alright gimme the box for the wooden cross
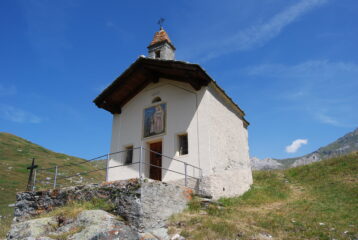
[26,158,38,191]
[157,18,165,29]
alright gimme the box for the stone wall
[14,179,192,233]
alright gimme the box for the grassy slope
[169,152,358,240]
[0,132,105,238]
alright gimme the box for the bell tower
[147,27,176,60]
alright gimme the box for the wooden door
[149,142,162,181]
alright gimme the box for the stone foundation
[14,179,192,232]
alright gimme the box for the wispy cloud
[286,139,308,153]
[0,84,17,96]
[187,0,327,61]
[19,1,73,68]
[246,60,358,127]
[0,104,42,124]
[247,60,358,77]
[315,112,340,126]
[105,20,132,39]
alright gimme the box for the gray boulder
[7,210,138,240]
[7,217,57,239]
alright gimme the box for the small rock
[319,222,325,226]
[256,233,273,239]
[171,233,186,240]
[141,232,160,240]
[150,228,170,240]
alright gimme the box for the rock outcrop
[7,210,138,240]
[250,157,283,170]
[8,179,192,240]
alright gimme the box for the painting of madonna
[143,103,166,138]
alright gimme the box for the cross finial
[157,18,165,30]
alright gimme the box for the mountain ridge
[251,127,358,170]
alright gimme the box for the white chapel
[94,27,252,199]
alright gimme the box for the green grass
[169,152,358,240]
[0,132,106,238]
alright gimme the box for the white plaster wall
[108,79,202,182]
[107,78,252,199]
[200,168,252,199]
[196,83,252,199]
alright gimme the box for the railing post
[53,166,58,189]
[139,146,143,179]
[184,163,188,187]
[106,153,110,182]
[32,169,37,192]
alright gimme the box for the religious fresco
[143,103,166,138]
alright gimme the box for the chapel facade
[94,28,252,199]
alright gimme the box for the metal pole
[32,169,37,192]
[184,163,188,187]
[106,153,110,182]
[53,166,58,189]
[139,146,143,179]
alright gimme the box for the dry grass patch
[38,198,115,219]
[47,226,85,240]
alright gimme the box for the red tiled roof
[149,29,172,46]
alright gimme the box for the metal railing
[31,146,202,192]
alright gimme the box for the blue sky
[0,0,357,160]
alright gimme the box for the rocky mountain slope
[250,157,283,170]
[251,127,358,170]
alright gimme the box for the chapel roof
[93,56,249,127]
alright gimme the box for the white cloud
[193,0,327,61]
[286,139,308,153]
[0,104,42,124]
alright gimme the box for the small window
[178,134,188,155]
[152,96,161,103]
[124,146,133,164]
[155,50,161,59]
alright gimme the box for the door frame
[146,138,163,180]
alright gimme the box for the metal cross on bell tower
[157,18,165,30]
